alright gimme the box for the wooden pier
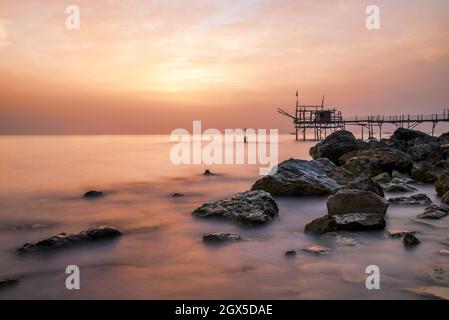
[278,95,449,141]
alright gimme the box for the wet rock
[336,176,384,198]
[203,233,241,243]
[418,204,449,219]
[383,179,417,193]
[441,239,449,246]
[407,141,441,162]
[0,279,19,289]
[334,213,386,231]
[309,130,369,165]
[435,174,449,196]
[342,156,382,177]
[441,191,449,204]
[203,169,214,176]
[391,128,432,142]
[284,250,297,257]
[339,148,414,174]
[304,215,337,235]
[251,158,354,196]
[320,232,357,246]
[411,161,445,183]
[17,226,122,253]
[302,245,331,255]
[172,193,185,197]
[327,189,388,215]
[387,229,415,238]
[192,190,279,225]
[437,249,449,256]
[388,193,432,206]
[403,233,421,247]
[391,170,414,183]
[83,190,104,198]
[405,286,449,300]
[372,172,392,184]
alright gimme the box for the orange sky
[0,0,448,134]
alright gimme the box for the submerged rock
[320,232,357,246]
[203,169,215,176]
[302,245,331,255]
[17,226,122,253]
[336,176,384,198]
[304,215,337,235]
[343,156,382,177]
[387,229,415,238]
[405,286,449,300]
[327,189,388,215]
[305,213,386,234]
[172,193,185,197]
[388,193,432,206]
[441,239,449,246]
[418,204,449,220]
[83,190,104,198]
[309,130,369,165]
[284,250,297,257]
[203,233,241,243]
[192,190,279,225]
[251,158,353,196]
[0,279,19,289]
[403,233,421,247]
[435,174,449,196]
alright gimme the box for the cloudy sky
[0,0,448,133]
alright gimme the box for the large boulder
[326,189,388,215]
[407,141,440,162]
[336,176,384,198]
[305,213,386,235]
[17,226,122,253]
[309,130,369,165]
[391,128,432,142]
[251,158,354,196]
[339,148,414,174]
[192,190,279,225]
[435,174,449,196]
[343,156,382,177]
[411,161,446,183]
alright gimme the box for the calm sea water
[0,135,448,299]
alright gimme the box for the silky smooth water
[0,135,448,299]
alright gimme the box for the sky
[0,0,448,134]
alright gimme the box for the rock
[0,279,19,289]
[437,249,449,256]
[403,233,421,247]
[309,130,369,165]
[372,172,392,184]
[302,245,331,255]
[336,177,384,198]
[203,169,215,176]
[83,190,104,198]
[305,213,386,234]
[408,142,440,162]
[339,148,414,174]
[391,170,414,182]
[284,250,297,257]
[411,161,445,183]
[192,190,279,225]
[326,189,388,215]
[435,174,449,196]
[387,229,415,238]
[427,264,449,285]
[441,239,449,246]
[391,128,431,142]
[203,233,241,243]
[334,213,386,231]
[441,191,449,204]
[172,193,185,197]
[320,232,357,246]
[343,156,382,177]
[418,204,449,219]
[304,215,337,235]
[388,193,432,206]
[17,226,122,253]
[251,158,354,196]
[383,179,417,193]
[405,286,449,300]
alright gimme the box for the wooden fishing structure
[277,93,449,141]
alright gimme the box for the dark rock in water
[304,215,337,235]
[172,193,185,197]
[383,179,417,193]
[192,190,279,226]
[441,239,449,246]
[305,213,386,234]
[418,204,449,220]
[435,174,449,196]
[309,130,369,165]
[405,286,449,300]
[203,233,241,243]
[17,226,122,253]
[302,245,331,255]
[372,172,392,184]
[251,158,353,196]
[0,279,19,289]
[339,148,414,174]
[327,189,388,215]
[336,176,384,198]
[388,193,432,206]
[403,233,421,247]
[387,229,415,238]
[203,169,214,176]
[391,128,431,142]
[343,156,382,177]
[284,250,297,257]
[334,213,386,231]
[83,190,104,198]
[411,161,446,183]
